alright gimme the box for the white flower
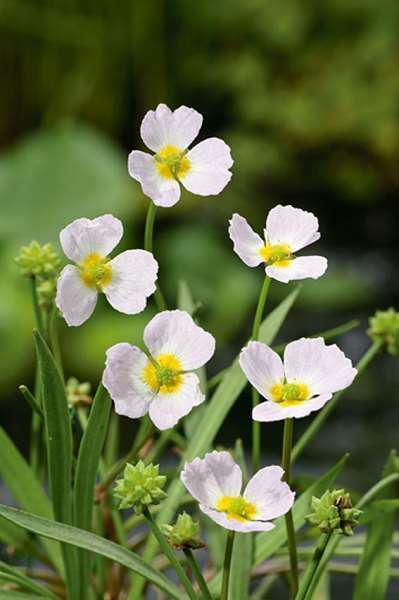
[56,214,158,326]
[103,310,215,430]
[240,338,357,422]
[128,104,233,207]
[228,205,328,283]
[181,451,295,533]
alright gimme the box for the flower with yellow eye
[56,214,158,326]
[229,205,328,283]
[240,338,357,422]
[128,104,233,207]
[102,310,215,430]
[181,451,295,533]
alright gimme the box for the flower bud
[162,512,204,550]
[66,377,92,407]
[307,489,362,536]
[15,241,60,279]
[114,461,167,513]
[368,308,399,355]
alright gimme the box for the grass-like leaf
[73,383,111,599]
[34,329,77,597]
[0,560,58,599]
[0,505,182,600]
[0,427,63,575]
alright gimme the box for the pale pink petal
[56,265,97,326]
[199,505,275,533]
[239,342,284,401]
[104,250,158,315]
[60,215,123,263]
[103,343,152,419]
[181,451,242,507]
[228,214,264,267]
[244,466,295,521]
[252,394,332,422]
[265,205,321,252]
[128,150,181,207]
[148,373,204,430]
[266,256,327,283]
[143,310,215,370]
[140,104,203,152]
[284,338,357,396]
[181,138,233,196]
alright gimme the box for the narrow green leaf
[0,427,63,574]
[0,592,47,600]
[208,454,349,596]
[73,383,111,600]
[18,385,43,420]
[0,515,30,550]
[0,505,182,600]
[353,451,399,600]
[0,560,57,599]
[130,287,300,599]
[33,330,77,596]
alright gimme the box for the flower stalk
[282,418,299,597]
[183,548,213,600]
[221,530,235,600]
[144,201,167,311]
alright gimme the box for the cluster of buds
[162,512,204,550]
[114,461,167,513]
[66,377,92,408]
[15,241,61,311]
[307,489,362,536]
[368,308,399,355]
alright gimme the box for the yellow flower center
[270,382,310,407]
[216,496,257,522]
[142,353,184,394]
[79,253,112,290]
[259,243,292,268]
[155,145,191,180]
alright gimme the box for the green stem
[183,548,213,600]
[30,276,45,337]
[282,418,299,597]
[143,509,198,600]
[273,319,360,354]
[251,276,271,471]
[292,338,383,464]
[356,473,399,509]
[19,385,43,420]
[295,533,332,600]
[221,530,235,600]
[144,201,167,311]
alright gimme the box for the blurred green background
[1,0,399,501]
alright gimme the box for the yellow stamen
[259,243,292,268]
[270,382,310,407]
[216,495,257,522]
[155,145,191,180]
[79,253,112,290]
[142,353,183,394]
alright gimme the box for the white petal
[266,256,328,283]
[265,205,321,252]
[128,150,181,207]
[104,250,158,315]
[181,138,233,196]
[102,343,152,419]
[239,342,284,401]
[59,215,123,263]
[252,394,332,421]
[140,104,203,152]
[199,505,275,533]
[143,310,215,370]
[228,214,264,267]
[55,265,97,326]
[244,466,295,521]
[181,451,242,508]
[148,373,204,430]
[284,338,357,396]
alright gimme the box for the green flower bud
[15,241,61,279]
[36,279,57,311]
[114,461,167,513]
[162,512,204,550]
[307,489,362,536]
[368,308,399,355]
[66,377,92,407]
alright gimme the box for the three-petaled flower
[128,104,233,207]
[103,310,215,430]
[181,451,295,532]
[240,337,357,422]
[229,205,328,283]
[56,214,158,326]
